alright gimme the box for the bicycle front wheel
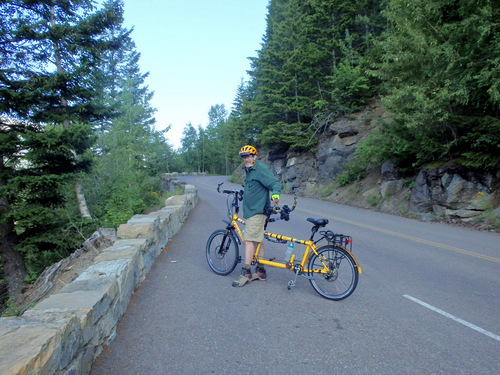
[206,229,239,276]
[308,245,358,301]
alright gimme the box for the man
[232,145,281,287]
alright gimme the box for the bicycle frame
[226,210,362,276]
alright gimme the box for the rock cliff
[259,103,500,230]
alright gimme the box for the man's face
[242,154,256,168]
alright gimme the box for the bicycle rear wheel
[206,229,239,275]
[308,245,358,300]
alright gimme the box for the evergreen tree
[0,120,96,282]
[244,0,385,151]
[206,104,232,174]
[179,106,232,175]
[0,0,126,291]
[180,123,200,173]
[0,0,126,217]
[83,20,174,227]
[373,0,500,170]
[231,79,259,147]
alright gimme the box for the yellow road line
[298,207,500,263]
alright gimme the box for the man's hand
[271,194,280,205]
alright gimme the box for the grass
[366,193,382,208]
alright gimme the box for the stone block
[116,214,159,240]
[165,195,187,206]
[0,323,61,375]
[184,184,197,194]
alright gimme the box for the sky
[121,0,270,149]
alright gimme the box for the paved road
[91,175,500,374]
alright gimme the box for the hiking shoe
[232,267,252,287]
[251,265,267,281]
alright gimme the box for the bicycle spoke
[206,230,239,275]
[308,245,358,300]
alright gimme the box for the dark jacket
[242,160,281,219]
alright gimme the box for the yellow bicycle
[206,183,362,300]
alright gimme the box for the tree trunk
[0,156,27,300]
[0,231,27,299]
[75,178,92,219]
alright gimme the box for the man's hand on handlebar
[271,193,280,205]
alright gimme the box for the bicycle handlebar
[217,182,243,200]
[265,197,297,221]
[217,182,297,222]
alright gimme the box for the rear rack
[321,230,353,252]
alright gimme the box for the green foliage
[0,122,99,281]
[17,214,97,282]
[366,194,383,208]
[336,160,367,187]
[102,183,149,227]
[84,125,169,227]
[453,117,500,169]
[261,121,317,150]
[320,184,335,198]
[326,29,373,115]
[86,167,163,228]
[225,0,499,173]
[0,0,175,284]
[0,0,125,124]
[82,18,176,228]
[335,130,387,186]
[228,0,385,152]
[180,123,201,173]
[1,0,125,284]
[179,104,243,175]
[1,297,21,317]
[354,131,387,167]
[372,0,500,170]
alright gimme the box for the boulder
[381,160,400,181]
[409,169,433,213]
[381,180,403,199]
[408,164,496,221]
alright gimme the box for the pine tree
[231,79,259,147]
[206,104,231,174]
[83,20,175,227]
[0,0,126,292]
[244,0,385,151]
[373,0,500,170]
[0,0,126,217]
[180,123,200,173]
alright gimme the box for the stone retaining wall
[0,185,198,375]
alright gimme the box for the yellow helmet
[239,145,257,157]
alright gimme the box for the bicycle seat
[307,218,329,227]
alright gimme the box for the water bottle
[284,241,294,262]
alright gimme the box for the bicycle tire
[308,244,358,301]
[206,229,239,275]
